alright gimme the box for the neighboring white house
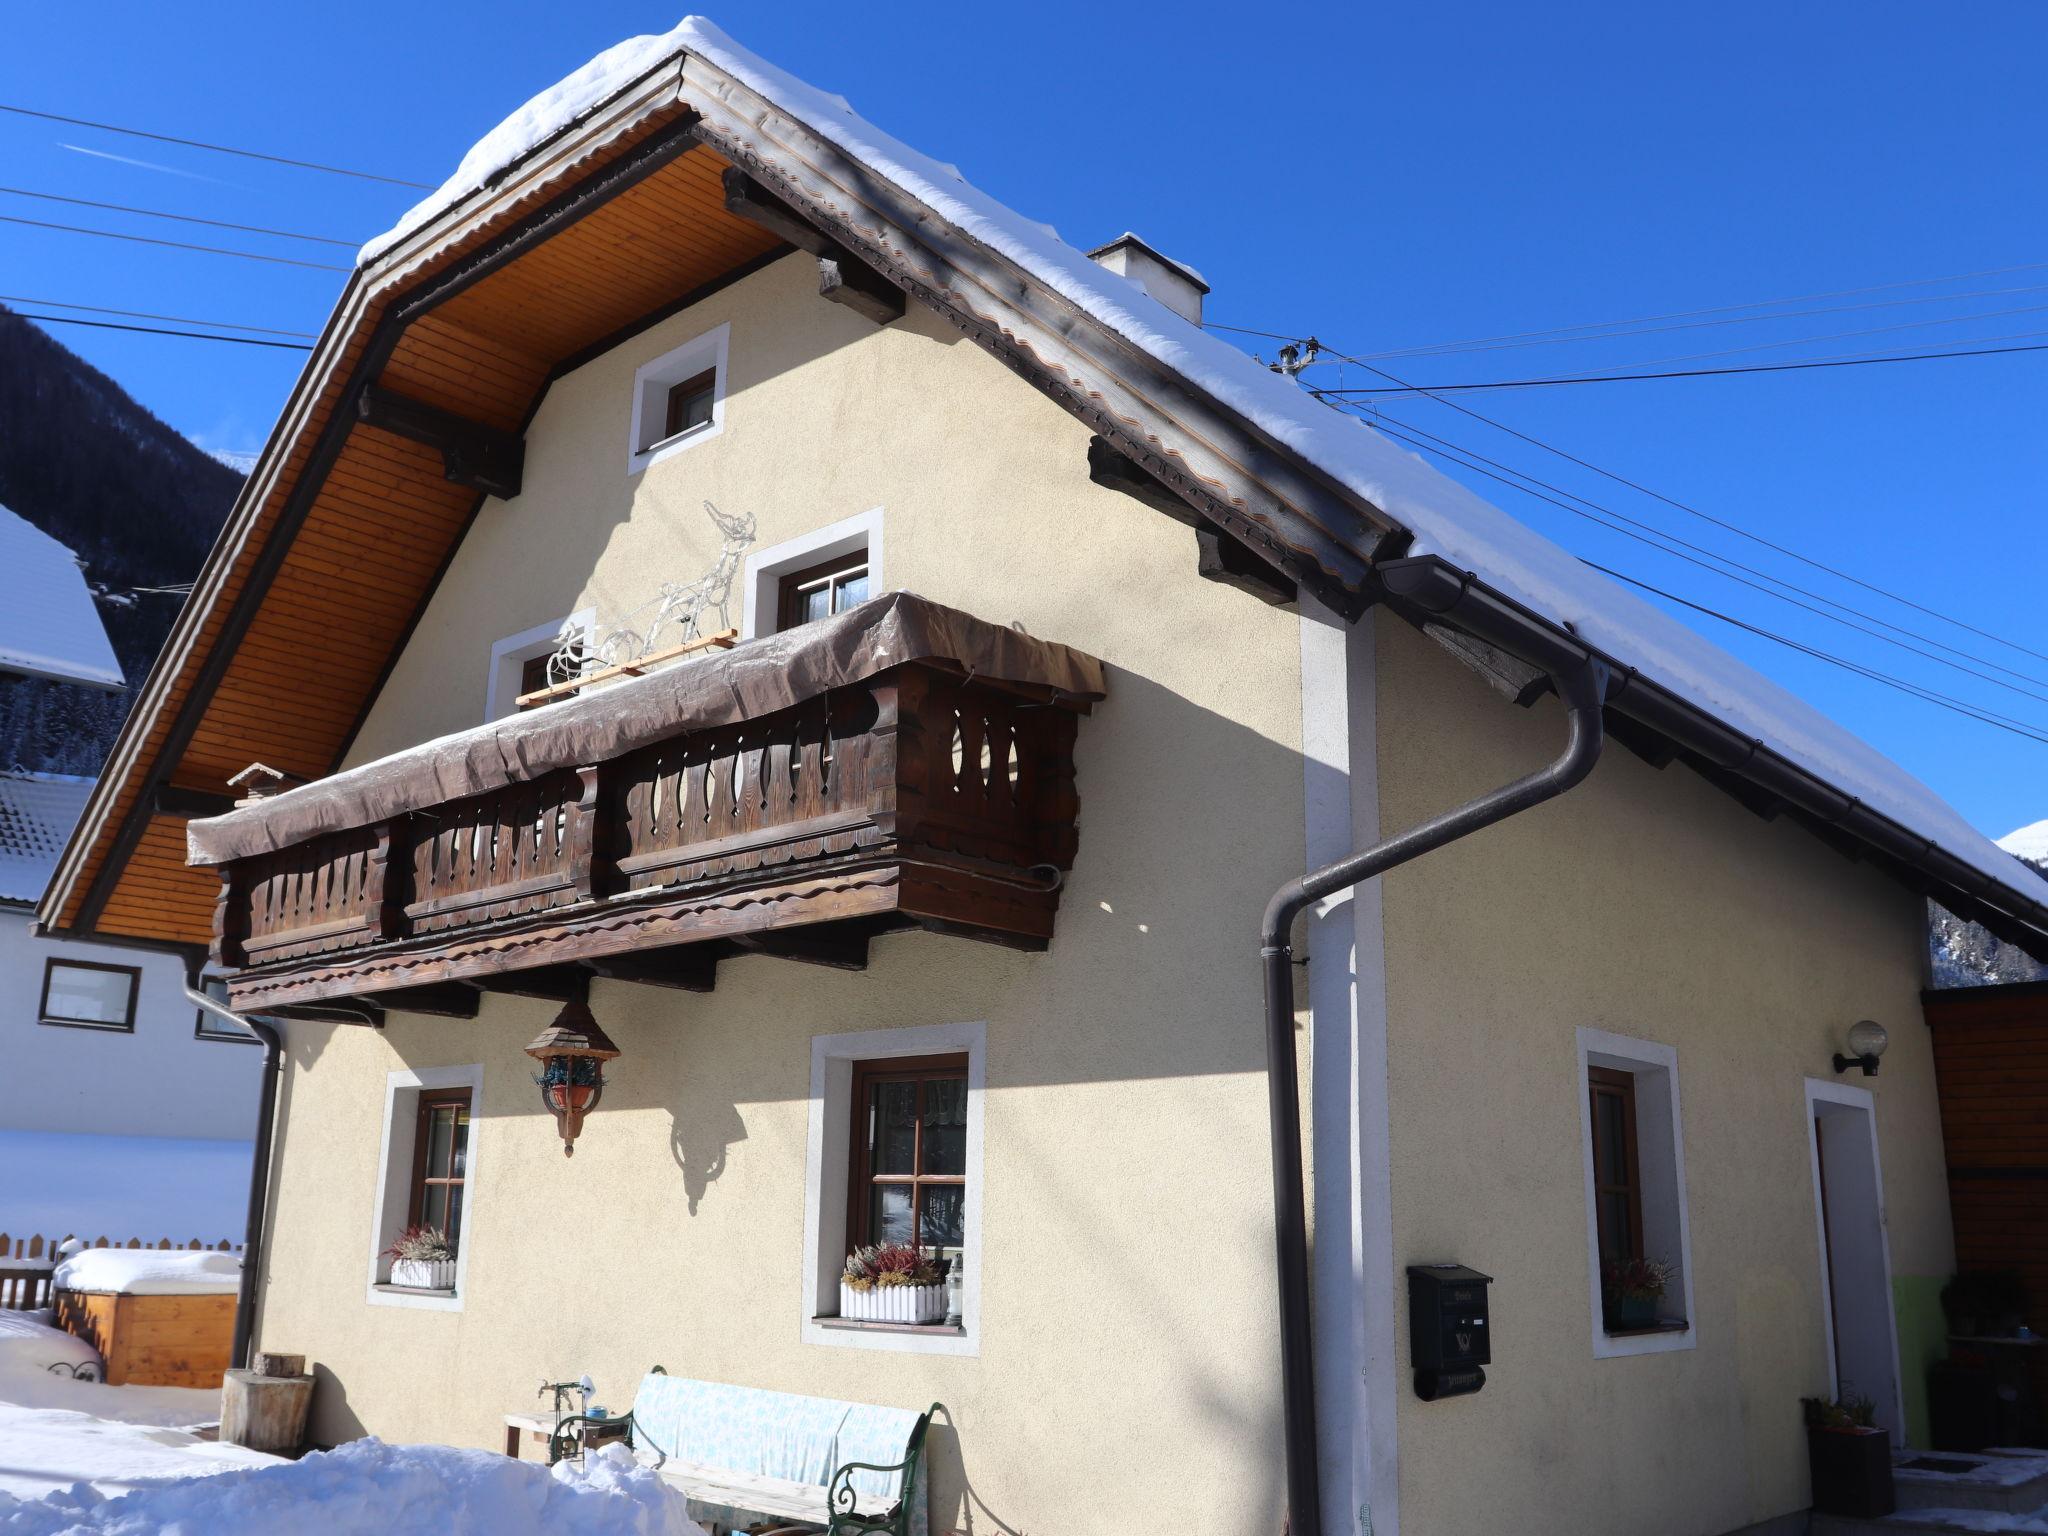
[1,771,258,1141]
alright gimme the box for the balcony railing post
[567,764,610,899]
[210,868,246,969]
[864,669,929,848]
[1031,710,1082,869]
[364,820,406,940]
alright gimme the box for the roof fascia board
[675,52,1401,614]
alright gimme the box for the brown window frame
[846,1053,968,1256]
[1588,1065,1645,1270]
[662,368,718,441]
[38,957,140,1033]
[407,1088,472,1248]
[778,549,871,633]
[193,976,259,1044]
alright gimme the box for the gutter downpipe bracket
[186,969,283,1372]
[1261,559,1608,1535]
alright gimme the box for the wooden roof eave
[35,69,701,941]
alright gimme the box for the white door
[1805,1079,1907,1445]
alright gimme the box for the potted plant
[1803,1392,1894,1518]
[1602,1256,1673,1331]
[840,1244,945,1324]
[383,1225,456,1290]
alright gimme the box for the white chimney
[1087,233,1209,325]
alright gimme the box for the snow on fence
[0,1233,242,1311]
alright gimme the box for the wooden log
[255,1350,306,1378]
[220,1367,314,1454]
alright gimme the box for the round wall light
[1833,1019,1889,1078]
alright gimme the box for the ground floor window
[802,1022,982,1356]
[367,1065,481,1311]
[408,1088,471,1243]
[1577,1027,1696,1358]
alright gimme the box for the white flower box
[390,1258,456,1291]
[839,1281,945,1325]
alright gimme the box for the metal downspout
[1261,650,1608,1536]
[187,976,282,1371]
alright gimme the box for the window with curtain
[1588,1065,1644,1268]
[408,1088,471,1246]
[847,1054,967,1262]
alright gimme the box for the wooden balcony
[195,598,1102,1016]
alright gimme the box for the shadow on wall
[669,1099,747,1215]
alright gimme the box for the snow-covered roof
[0,772,94,906]
[361,19,2048,932]
[0,505,122,690]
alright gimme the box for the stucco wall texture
[1374,611,1950,1536]
[265,252,1311,1533]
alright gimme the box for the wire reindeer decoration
[545,501,756,688]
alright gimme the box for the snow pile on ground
[0,1311,263,1499]
[52,1247,240,1295]
[0,1440,708,1535]
[0,1129,251,1242]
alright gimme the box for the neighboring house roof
[0,505,122,690]
[38,17,2048,961]
[0,772,94,906]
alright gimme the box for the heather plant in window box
[383,1225,457,1291]
[1602,1256,1674,1331]
[1803,1391,1894,1518]
[840,1243,946,1325]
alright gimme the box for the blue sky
[5,2,2045,838]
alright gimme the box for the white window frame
[485,609,594,722]
[366,1063,482,1312]
[627,322,729,474]
[1576,1026,1697,1358]
[800,1019,982,1357]
[741,507,885,640]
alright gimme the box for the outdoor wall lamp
[525,1001,621,1156]
[1833,1019,1889,1077]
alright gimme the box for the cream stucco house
[39,21,2048,1536]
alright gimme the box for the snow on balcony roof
[361,17,2048,917]
[0,505,122,690]
[0,772,94,906]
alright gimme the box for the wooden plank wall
[54,1291,238,1388]
[1924,985,2048,1314]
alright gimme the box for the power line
[7,311,313,351]
[0,213,348,271]
[0,185,354,247]
[1309,346,2048,668]
[1582,560,2048,749]
[1341,403,2048,709]
[0,103,429,189]
[1312,337,2048,394]
[1275,258,2048,360]
[0,294,316,339]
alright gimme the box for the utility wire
[0,185,354,247]
[1340,402,2048,710]
[0,213,348,271]
[1311,337,2048,394]
[1340,399,2048,692]
[1581,560,2048,749]
[0,294,316,339]
[1220,258,2048,360]
[7,311,314,350]
[1304,345,2048,668]
[0,103,429,188]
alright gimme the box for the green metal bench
[548,1366,936,1536]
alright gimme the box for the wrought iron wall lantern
[1833,1019,1889,1077]
[525,1002,621,1155]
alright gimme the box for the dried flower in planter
[382,1225,455,1263]
[1602,1256,1674,1302]
[842,1243,942,1292]
[1804,1390,1881,1432]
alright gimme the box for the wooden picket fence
[0,1232,241,1311]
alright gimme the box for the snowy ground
[0,1131,250,1242]
[0,1310,708,1533]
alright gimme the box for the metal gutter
[187,971,283,1371]
[1260,557,1609,1536]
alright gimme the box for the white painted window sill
[368,1281,463,1312]
[374,1283,456,1299]
[811,1316,965,1339]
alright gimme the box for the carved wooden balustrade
[209,663,1084,1014]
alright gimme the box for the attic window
[629,323,728,473]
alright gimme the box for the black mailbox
[1407,1263,1491,1400]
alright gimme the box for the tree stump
[220,1366,313,1454]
